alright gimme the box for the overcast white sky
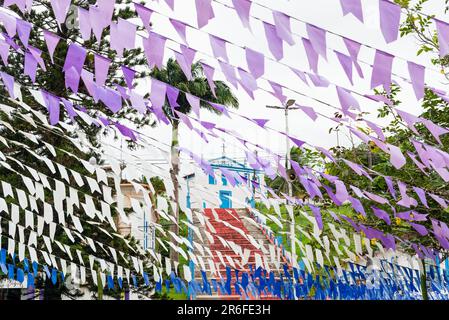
[101,0,449,174]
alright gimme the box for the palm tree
[150,59,238,262]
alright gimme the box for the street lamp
[266,99,299,281]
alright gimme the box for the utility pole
[266,99,299,277]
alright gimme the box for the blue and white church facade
[183,156,266,209]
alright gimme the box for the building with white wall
[183,156,266,209]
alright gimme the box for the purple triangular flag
[94,54,111,87]
[343,37,363,78]
[263,22,283,61]
[335,50,353,85]
[61,98,77,121]
[78,7,92,41]
[110,18,136,58]
[336,86,359,113]
[175,45,196,81]
[186,93,200,117]
[298,105,318,121]
[268,81,286,104]
[302,38,318,73]
[50,0,71,28]
[163,0,175,10]
[436,19,449,57]
[1,71,15,98]
[100,87,122,113]
[422,119,449,145]
[219,60,238,89]
[201,62,216,97]
[4,0,26,12]
[273,11,294,46]
[134,3,153,31]
[115,123,137,141]
[121,66,136,89]
[24,51,38,83]
[339,0,363,22]
[166,85,179,110]
[237,67,257,99]
[306,24,327,60]
[246,47,264,79]
[195,0,215,28]
[150,79,167,111]
[170,18,187,44]
[43,30,60,64]
[370,50,393,93]
[232,0,251,30]
[143,32,166,70]
[0,40,10,65]
[290,68,309,86]
[388,143,406,169]
[407,61,425,100]
[16,19,31,48]
[210,34,228,62]
[41,90,61,125]
[379,0,401,43]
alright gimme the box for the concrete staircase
[192,208,287,300]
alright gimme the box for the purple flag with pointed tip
[177,45,196,80]
[210,35,228,61]
[115,123,137,141]
[101,87,122,113]
[94,54,111,87]
[151,79,167,111]
[162,0,174,10]
[170,18,187,44]
[371,50,393,93]
[24,52,37,83]
[298,105,317,121]
[50,0,71,28]
[78,7,92,41]
[273,11,294,46]
[134,3,153,31]
[309,204,323,230]
[268,81,286,104]
[195,0,215,28]
[61,98,77,121]
[43,30,60,64]
[121,66,136,89]
[186,93,200,117]
[422,119,449,145]
[379,0,401,43]
[201,62,216,97]
[238,67,257,99]
[232,0,251,29]
[16,19,31,48]
[263,22,283,61]
[410,223,428,236]
[436,19,449,57]
[219,60,238,89]
[407,61,425,100]
[166,85,179,110]
[0,40,10,65]
[339,0,363,22]
[335,51,353,85]
[0,72,14,98]
[306,24,327,60]
[246,47,264,79]
[143,33,166,70]
[343,37,363,78]
[42,90,60,125]
[372,206,391,225]
[302,38,318,73]
[291,68,309,86]
[336,86,359,113]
